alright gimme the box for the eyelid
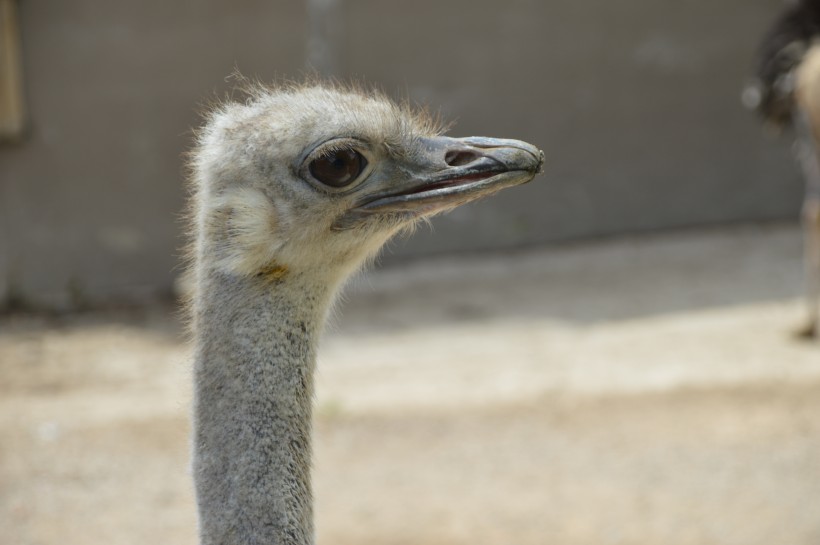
[312,142,354,162]
[306,137,369,164]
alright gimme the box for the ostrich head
[192,83,543,285]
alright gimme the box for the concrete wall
[0,1,307,308]
[0,0,799,309]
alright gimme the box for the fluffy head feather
[187,80,445,288]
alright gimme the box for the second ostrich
[188,82,544,545]
[745,0,820,337]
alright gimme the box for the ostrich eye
[309,149,368,188]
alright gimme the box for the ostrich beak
[332,136,544,230]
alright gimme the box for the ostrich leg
[794,107,820,338]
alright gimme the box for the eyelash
[311,140,358,162]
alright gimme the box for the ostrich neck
[192,269,336,545]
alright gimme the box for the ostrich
[187,81,544,545]
[744,0,820,337]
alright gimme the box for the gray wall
[0,0,800,309]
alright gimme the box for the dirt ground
[2,224,820,545]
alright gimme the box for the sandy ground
[2,224,819,545]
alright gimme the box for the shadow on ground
[339,223,804,334]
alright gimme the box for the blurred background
[2,1,819,544]
[0,0,804,307]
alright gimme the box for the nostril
[444,149,481,167]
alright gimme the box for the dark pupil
[309,149,366,188]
